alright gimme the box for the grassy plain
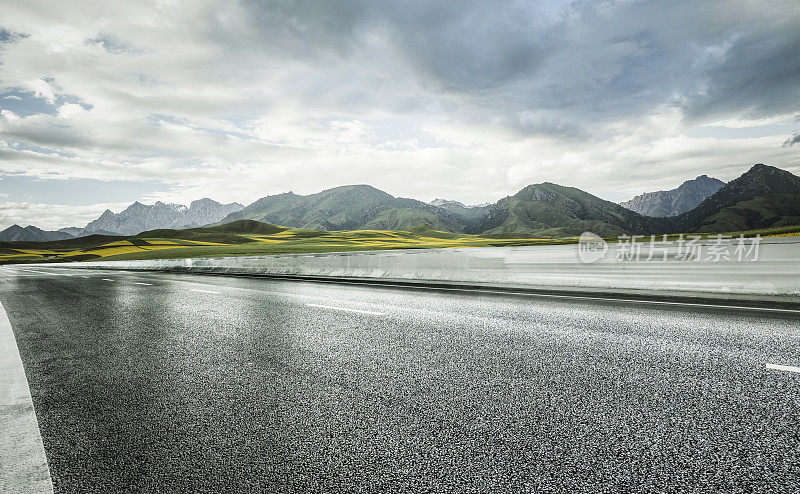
[0,221,569,264]
[2,220,798,265]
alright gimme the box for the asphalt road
[1,266,799,493]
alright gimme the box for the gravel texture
[1,267,798,493]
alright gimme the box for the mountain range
[80,198,244,235]
[2,163,799,241]
[620,175,725,217]
[672,164,800,233]
[0,198,243,242]
[215,185,465,232]
[0,225,74,242]
[427,199,489,222]
[76,198,243,236]
[209,164,799,237]
[463,183,665,237]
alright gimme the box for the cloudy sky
[0,0,798,230]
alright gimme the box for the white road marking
[766,363,800,373]
[20,269,62,276]
[101,278,114,282]
[190,288,220,294]
[16,267,800,315]
[133,282,153,286]
[0,301,54,493]
[306,303,385,316]
[305,279,800,314]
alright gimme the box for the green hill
[210,170,800,238]
[465,183,663,237]
[133,220,287,244]
[671,164,800,233]
[215,185,464,232]
[0,234,126,250]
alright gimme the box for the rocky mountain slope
[81,198,244,235]
[0,225,74,242]
[465,183,664,237]
[5,164,798,240]
[620,175,725,217]
[670,164,800,233]
[216,165,799,237]
[428,199,489,222]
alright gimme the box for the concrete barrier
[36,236,800,306]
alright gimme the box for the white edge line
[303,279,800,314]
[133,282,153,286]
[100,278,114,282]
[20,269,61,276]
[766,363,800,373]
[190,289,220,294]
[0,301,55,493]
[306,303,385,316]
[16,266,800,314]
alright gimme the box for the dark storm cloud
[233,0,372,59]
[236,0,800,134]
[381,2,552,92]
[0,27,28,44]
[241,0,552,90]
[783,133,800,147]
[681,25,800,123]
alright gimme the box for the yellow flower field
[0,226,561,264]
[6,221,791,265]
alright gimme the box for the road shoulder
[0,300,53,494]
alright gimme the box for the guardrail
[37,236,800,306]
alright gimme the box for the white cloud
[1,110,19,121]
[27,78,56,104]
[0,201,131,230]
[0,0,797,228]
[56,103,87,119]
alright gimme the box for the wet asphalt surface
[0,265,799,493]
